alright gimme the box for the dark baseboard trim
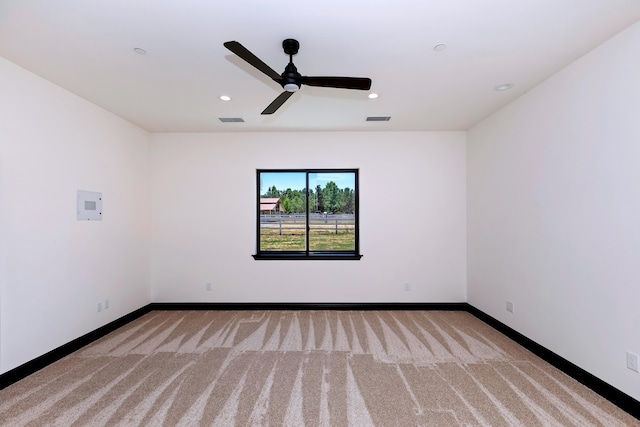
[149,302,469,311]
[1,302,637,419]
[466,304,640,420]
[0,304,153,390]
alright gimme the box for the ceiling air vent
[218,117,245,123]
[366,116,391,122]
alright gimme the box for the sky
[259,171,356,194]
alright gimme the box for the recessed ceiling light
[133,47,147,55]
[368,93,379,99]
[433,43,447,52]
[220,95,231,101]
[494,83,513,91]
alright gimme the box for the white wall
[0,58,151,374]
[150,132,467,303]
[467,22,640,400]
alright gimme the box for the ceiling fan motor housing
[282,63,301,92]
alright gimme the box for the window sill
[253,252,363,261]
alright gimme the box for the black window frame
[253,168,362,260]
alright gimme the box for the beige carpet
[0,310,637,426]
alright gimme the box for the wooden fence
[260,213,355,235]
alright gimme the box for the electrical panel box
[77,190,102,220]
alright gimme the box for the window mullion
[305,171,310,254]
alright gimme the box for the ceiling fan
[224,39,372,115]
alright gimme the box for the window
[254,169,361,260]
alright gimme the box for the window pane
[259,172,306,251]
[308,172,356,251]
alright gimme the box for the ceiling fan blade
[224,41,282,82]
[301,76,372,90]
[262,91,294,115]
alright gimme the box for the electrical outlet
[627,352,639,373]
[97,302,102,313]
[404,283,411,291]
[506,301,514,313]
[104,299,109,309]
[206,283,212,291]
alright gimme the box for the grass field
[260,229,355,251]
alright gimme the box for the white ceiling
[1,1,639,133]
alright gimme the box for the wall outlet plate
[506,301,514,313]
[627,351,639,372]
